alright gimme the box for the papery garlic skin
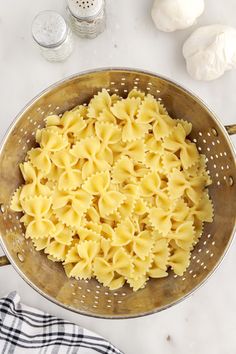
[183,25,236,81]
[151,0,205,32]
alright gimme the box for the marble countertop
[1,1,236,353]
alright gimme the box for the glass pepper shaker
[66,0,106,39]
[31,11,74,62]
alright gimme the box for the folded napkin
[0,292,123,354]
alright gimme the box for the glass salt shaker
[66,0,106,39]
[31,11,74,62]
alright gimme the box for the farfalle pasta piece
[137,95,175,139]
[114,219,154,260]
[21,196,54,239]
[145,151,163,172]
[39,128,68,152]
[95,122,121,164]
[46,162,62,182]
[133,198,149,215]
[45,241,69,262]
[185,155,212,186]
[65,241,100,279]
[111,97,150,141]
[161,152,181,174]
[81,221,102,234]
[128,89,145,100]
[77,227,100,242]
[148,238,169,278]
[113,139,146,163]
[75,118,96,140]
[28,147,51,174]
[168,169,206,203]
[51,149,82,190]
[190,192,214,223]
[53,222,74,245]
[131,254,153,280]
[60,109,86,136]
[94,247,132,289]
[171,221,195,250]
[139,172,161,197]
[127,275,148,291]
[88,89,112,119]
[118,197,136,218]
[71,136,110,179]
[52,188,92,227]
[85,206,101,224]
[153,114,176,141]
[168,247,191,276]
[111,157,134,184]
[93,257,125,290]
[145,134,163,153]
[83,171,125,217]
[33,236,51,251]
[163,124,199,169]
[19,162,51,200]
[149,206,172,236]
[175,119,192,136]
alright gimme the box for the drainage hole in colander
[211,128,218,136]
[17,252,24,262]
[228,176,234,186]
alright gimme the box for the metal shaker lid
[32,11,68,48]
[66,0,104,19]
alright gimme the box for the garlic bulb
[183,25,236,81]
[151,0,205,32]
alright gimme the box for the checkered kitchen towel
[0,292,123,354]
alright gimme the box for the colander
[0,68,236,319]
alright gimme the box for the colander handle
[0,255,10,267]
[225,124,236,135]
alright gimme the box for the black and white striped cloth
[0,292,123,354]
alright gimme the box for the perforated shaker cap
[32,11,68,48]
[66,0,104,19]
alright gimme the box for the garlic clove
[151,0,205,33]
[183,25,236,81]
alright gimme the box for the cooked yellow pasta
[10,89,214,291]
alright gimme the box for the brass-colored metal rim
[0,67,235,319]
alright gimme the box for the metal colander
[0,68,236,319]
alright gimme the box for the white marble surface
[0,1,236,353]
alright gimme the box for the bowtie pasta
[10,89,214,291]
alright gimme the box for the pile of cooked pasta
[10,89,213,291]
